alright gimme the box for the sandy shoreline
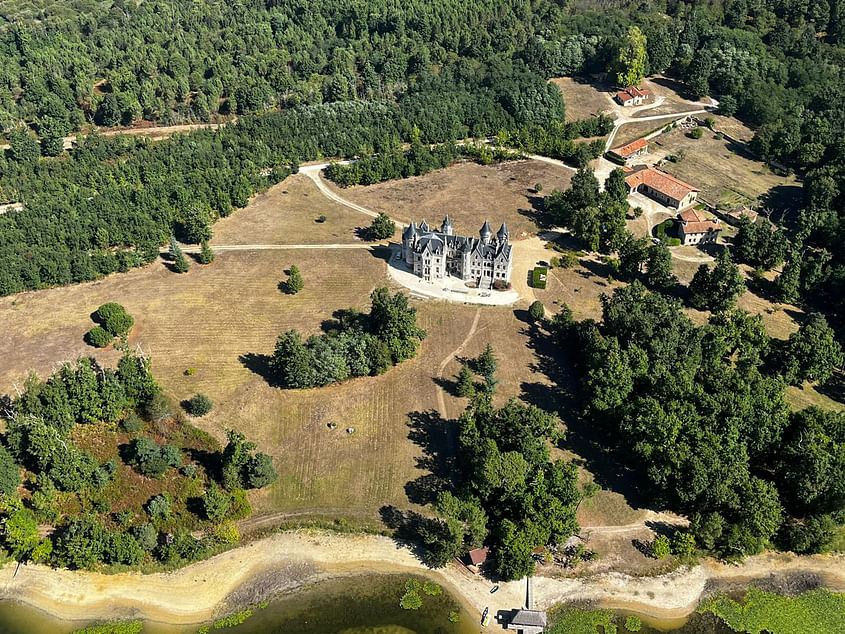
[0,531,843,630]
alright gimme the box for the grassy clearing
[334,160,573,240]
[211,173,371,246]
[652,127,801,210]
[549,77,615,122]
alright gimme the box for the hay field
[549,77,615,122]
[333,160,573,240]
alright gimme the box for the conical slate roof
[420,220,430,232]
[479,220,492,238]
[402,222,418,240]
[497,222,509,239]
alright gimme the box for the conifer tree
[170,237,190,273]
[199,239,215,264]
[456,364,475,398]
[286,265,303,294]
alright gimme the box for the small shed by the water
[506,609,548,633]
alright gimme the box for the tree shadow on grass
[520,321,653,510]
[816,371,845,405]
[186,448,222,482]
[238,353,276,387]
[404,409,459,505]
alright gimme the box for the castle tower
[441,215,453,236]
[479,220,492,245]
[496,222,509,244]
[402,222,418,264]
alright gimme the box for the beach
[0,531,844,629]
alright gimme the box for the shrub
[689,127,704,139]
[181,464,197,478]
[96,302,134,336]
[625,615,642,631]
[120,412,143,433]
[315,214,327,223]
[145,493,172,520]
[86,326,113,348]
[528,300,545,322]
[186,393,213,416]
[203,483,231,521]
[127,437,181,478]
[651,534,671,559]
[535,182,543,192]
[668,238,681,247]
[423,580,442,596]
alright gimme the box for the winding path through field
[435,309,482,418]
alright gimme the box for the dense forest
[554,284,844,558]
[0,351,276,570]
[1,0,843,323]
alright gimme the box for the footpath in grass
[699,587,845,634]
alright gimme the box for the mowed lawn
[333,160,573,240]
[211,173,372,246]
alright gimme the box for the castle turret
[479,220,492,245]
[419,219,430,233]
[441,215,453,236]
[496,222,509,244]
[402,222,418,264]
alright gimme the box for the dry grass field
[334,160,573,241]
[653,127,801,209]
[613,120,674,147]
[549,77,616,122]
[211,174,372,245]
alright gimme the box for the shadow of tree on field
[238,353,276,387]
[404,409,459,505]
[520,320,653,510]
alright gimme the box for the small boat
[481,606,491,626]
[490,584,500,594]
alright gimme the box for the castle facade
[401,217,513,289]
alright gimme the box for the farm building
[615,86,650,106]
[609,138,648,162]
[722,206,759,226]
[678,207,722,245]
[624,165,700,210]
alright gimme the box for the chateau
[401,217,513,289]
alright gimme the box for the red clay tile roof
[617,91,634,102]
[469,547,489,565]
[625,166,700,202]
[625,86,650,97]
[613,138,648,157]
[679,207,721,234]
